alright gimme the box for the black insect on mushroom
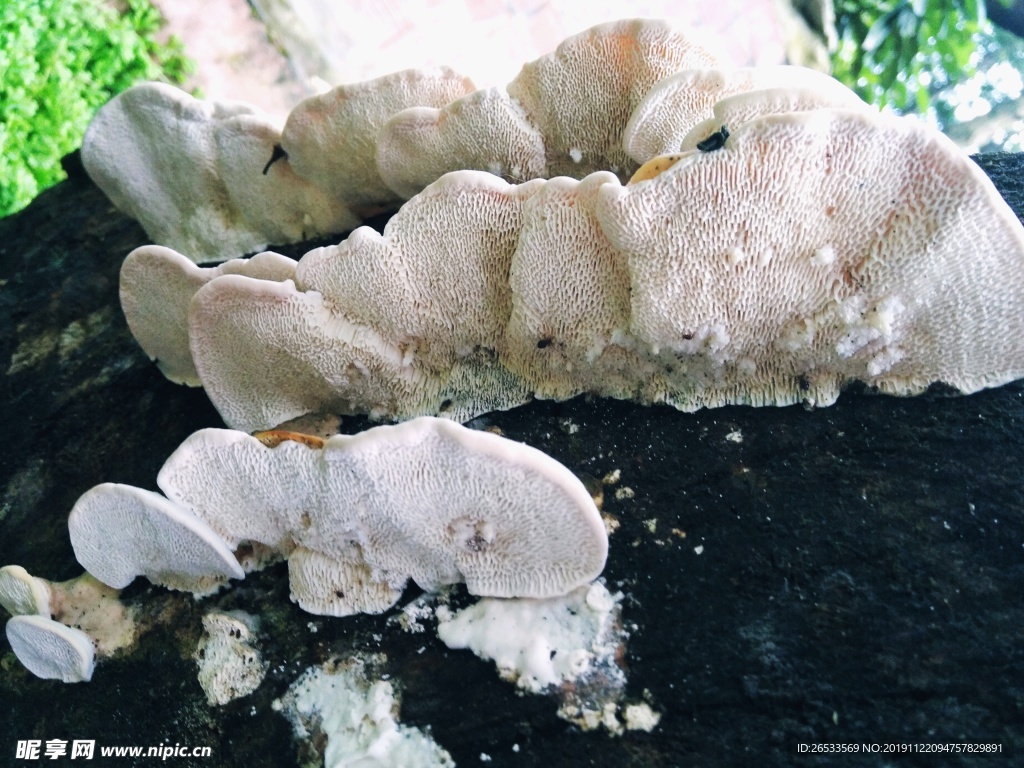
[262,143,288,175]
[696,125,730,152]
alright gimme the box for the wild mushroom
[0,565,51,617]
[68,483,244,596]
[5,615,95,683]
[376,19,725,199]
[505,19,724,179]
[120,245,297,386]
[622,64,865,163]
[281,66,476,209]
[0,566,138,659]
[184,107,1024,428]
[81,83,356,262]
[677,83,870,152]
[156,418,608,616]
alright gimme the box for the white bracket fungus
[0,565,51,617]
[0,566,137,670]
[5,614,96,683]
[156,418,608,616]
[281,66,476,210]
[178,107,1024,430]
[84,20,731,261]
[622,64,866,163]
[120,245,297,386]
[376,19,725,197]
[68,483,245,595]
[81,83,358,262]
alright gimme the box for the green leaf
[0,0,195,218]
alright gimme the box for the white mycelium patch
[195,611,267,706]
[436,582,635,731]
[274,657,454,768]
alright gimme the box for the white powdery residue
[811,245,836,266]
[274,659,454,768]
[623,702,661,732]
[866,295,904,337]
[394,595,438,634]
[436,582,624,695]
[777,318,816,353]
[835,325,880,358]
[867,346,905,377]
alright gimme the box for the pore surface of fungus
[81,83,356,262]
[0,565,51,617]
[281,66,476,209]
[185,108,1024,429]
[120,245,298,386]
[5,615,96,683]
[622,65,865,163]
[68,483,245,595]
[376,19,725,199]
[156,418,608,616]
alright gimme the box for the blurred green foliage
[0,0,193,217]
[832,0,989,113]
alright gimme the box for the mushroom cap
[287,545,404,617]
[6,615,95,683]
[182,108,1024,426]
[506,19,724,179]
[281,66,476,208]
[68,483,244,594]
[157,418,608,614]
[0,565,51,617]
[377,87,547,199]
[191,171,544,430]
[597,107,1024,407]
[622,65,865,163]
[120,245,297,386]
[82,83,357,262]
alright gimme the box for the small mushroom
[6,615,95,683]
[68,483,244,595]
[0,565,51,617]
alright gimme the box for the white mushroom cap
[287,545,404,617]
[377,87,547,199]
[82,83,357,262]
[622,65,865,163]
[597,107,1024,408]
[0,565,51,617]
[318,418,608,599]
[281,67,476,208]
[182,108,1024,426]
[120,245,297,386]
[189,275,421,431]
[68,483,244,594]
[156,418,608,615]
[6,614,95,683]
[503,171,651,401]
[191,171,544,430]
[506,19,724,179]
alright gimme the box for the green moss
[0,0,193,217]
